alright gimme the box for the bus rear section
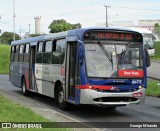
[73,29,150,108]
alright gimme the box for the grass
[0,44,10,74]
[146,79,160,97]
[150,41,160,61]
[0,94,70,130]
[0,94,49,122]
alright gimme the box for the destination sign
[84,31,142,42]
[118,70,144,77]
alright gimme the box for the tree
[48,19,81,33]
[70,23,81,29]
[29,34,41,37]
[0,32,21,44]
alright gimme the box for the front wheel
[58,86,69,110]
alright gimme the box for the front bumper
[80,88,146,106]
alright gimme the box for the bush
[0,44,10,74]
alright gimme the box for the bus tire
[22,78,29,96]
[58,85,69,110]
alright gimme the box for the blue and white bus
[9,27,150,110]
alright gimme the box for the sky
[0,0,160,36]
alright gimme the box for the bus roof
[11,35,45,46]
[11,27,142,46]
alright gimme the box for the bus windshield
[85,42,144,78]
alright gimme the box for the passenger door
[29,44,36,91]
[65,42,80,104]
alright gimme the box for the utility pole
[13,0,15,41]
[29,24,30,37]
[104,5,110,27]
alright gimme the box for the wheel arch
[54,80,63,98]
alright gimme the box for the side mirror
[145,48,151,67]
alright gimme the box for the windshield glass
[85,42,143,78]
[143,34,155,49]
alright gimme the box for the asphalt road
[0,74,160,131]
[147,61,160,79]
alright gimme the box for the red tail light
[133,92,142,97]
[61,66,64,76]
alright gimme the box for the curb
[151,60,160,63]
[148,76,160,81]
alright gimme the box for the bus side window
[19,45,24,62]
[10,46,15,62]
[14,45,19,62]
[52,39,65,64]
[24,44,29,63]
[43,41,52,64]
[36,42,43,63]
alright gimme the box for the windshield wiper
[97,41,113,69]
[121,43,130,58]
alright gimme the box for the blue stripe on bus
[75,88,80,104]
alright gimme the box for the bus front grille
[93,97,138,102]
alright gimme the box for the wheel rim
[58,91,64,103]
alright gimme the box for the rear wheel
[22,78,29,96]
[57,86,69,110]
